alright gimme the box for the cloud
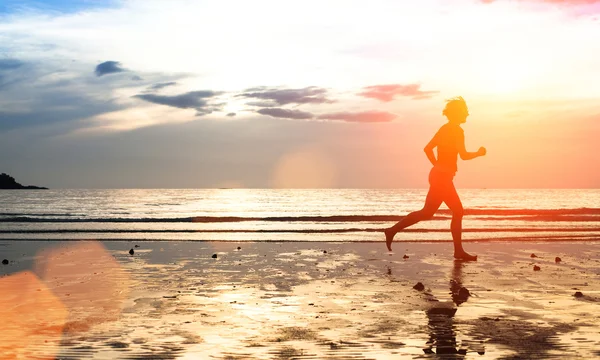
[479,0,600,16]
[246,101,281,108]
[0,59,24,70]
[257,108,314,120]
[239,87,334,106]
[358,84,438,102]
[482,0,600,4]
[0,58,192,133]
[94,61,126,77]
[133,90,223,116]
[131,75,143,81]
[0,93,125,133]
[147,81,178,91]
[0,59,26,89]
[226,112,236,117]
[317,111,396,123]
[0,60,126,132]
[256,108,397,123]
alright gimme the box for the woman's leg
[442,183,476,261]
[385,184,443,251]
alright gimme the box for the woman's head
[442,96,469,124]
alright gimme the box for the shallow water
[2,240,600,359]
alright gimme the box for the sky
[1,0,599,189]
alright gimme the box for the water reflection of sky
[1,240,600,358]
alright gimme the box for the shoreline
[1,236,599,242]
[2,240,600,359]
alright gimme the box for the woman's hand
[477,147,487,157]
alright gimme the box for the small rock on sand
[555,257,562,263]
[212,254,218,259]
[530,253,538,258]
[323,250,327,254]
[237,246,241,250]
[574,291,584,298]
[533,265,541,271]
[403,254,409,259]
[413,282,425,291]
[1,259,8,265]
[128,249,134,255]
[134,244,140,248]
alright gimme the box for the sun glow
[482,66,531,94]
[471,48,551,96]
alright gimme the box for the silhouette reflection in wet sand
[423,260,484,357]
[385,97,486,261]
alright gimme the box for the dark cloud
[195,107,222,117]
[0,93,125,132]
[0,62,125,131]
[131,75,143,81]
[257,108,314,120]
[133,90,223,116]
[246,101,280,107]
[0,59,26,90]
[147,81,178,91]
[0,60,188,132]
[94,61,126,77]
[239,86,334,106]
[0,59,24,70]
[227,112,236,117]
[317,111,396,123]
[358,84,438,102]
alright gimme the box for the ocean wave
[0,235,598,243]
[1,208,600,223]
[0,212,82,217]
[1,227,599,234]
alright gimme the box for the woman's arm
[457,130,486,160]
[424,133,438,166]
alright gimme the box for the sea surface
[1,189,599,242]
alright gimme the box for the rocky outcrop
[0,173,48,189]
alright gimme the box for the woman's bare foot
[454,251,477,261]
[385,228,394,251]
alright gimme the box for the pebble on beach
[403,254,409,259]
[237,247,241,250]
[413,282,425,291]
[574,291,584,298]
[530,253,538,258]
[128,249,134,256]
[134,245,140,248]
[555,257,562,263]
[212,254,218,259]
[533,265,541,271]
[1,259,8,265]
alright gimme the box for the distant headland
[0,173,48,189]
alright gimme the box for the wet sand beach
[2,240,600,359]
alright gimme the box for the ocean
[1,189,599,243]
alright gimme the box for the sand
[1,239,600,359]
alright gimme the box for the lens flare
[0,271,68,359]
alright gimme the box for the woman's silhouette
[385,97,485,261]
